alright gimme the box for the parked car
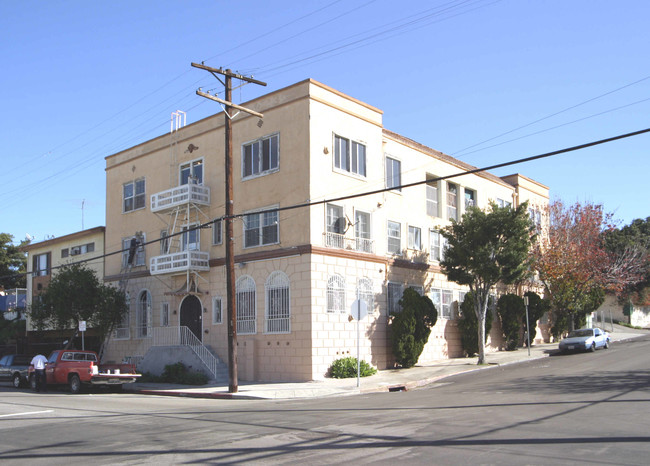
[0,354,32,388]
[558,328,610,353]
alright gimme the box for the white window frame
[464,188,476,209]
[243,207,279,248]
[161,302,170,327]
[387,282,403,315]
[265,271,290,334]
[236,276,256,335]
[387,220,401,255]
[426,177,439,217]
[354,209,372,253]
[447,182,458,221]
[385,156,401,191]
[327,274,346,313]
[242,133,279,179]
[181,224,200,251]
[431,288,454,319]
[123,178,145,213]
[429,230,447,262]
[333,134,366,177]
[180,158,203,185]
[212,296,223,325]
[122,234,146,267]
[408,225,422,250]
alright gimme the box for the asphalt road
[1,335,649,465]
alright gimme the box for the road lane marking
[0,410,54,418]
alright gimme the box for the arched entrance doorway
[180,295,203,342]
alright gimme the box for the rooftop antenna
[81,199,85,230]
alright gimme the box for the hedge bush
[329,357,377,378]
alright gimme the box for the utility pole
[191,62,266,393]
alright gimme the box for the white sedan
[558,328,610,353]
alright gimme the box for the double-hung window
[243,133,279,179]
[355,210,372,253]
[244,208,279,248]
[429,230,446,262]
[426,177,439,217]
[181,225,200,251]
[122,235,145,267]
[447,182,458,221]
[123,178,145,213]
[387,221,401,255]
[334,135,366,177]
[33,253,50,277]
[408,226,421,250]
[431,288,454,319]
[387,282,403,314]
[180,159,203,185]
[385,156,401,191]
[465,188,476,209]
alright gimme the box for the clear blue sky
[2,0,649,245]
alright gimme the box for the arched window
[357,277,374,313]
[236,276,256,334]
[136,290,152,338]
[327,274,346,313]
[265,271,290,333]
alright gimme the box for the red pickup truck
[29,349,140,393]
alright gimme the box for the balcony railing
[150,250,210,275]
[150,184,210,213]
[324,232,375,254]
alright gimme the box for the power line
[6,125,649,283]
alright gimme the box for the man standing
[30,354,48,393]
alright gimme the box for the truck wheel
[69,374,82,394]
[13,373,23,389]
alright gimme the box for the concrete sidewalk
[125,325,648,400]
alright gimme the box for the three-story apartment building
[103,79,549,382]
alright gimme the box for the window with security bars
[327,274,346,313]
[357,277,374,313]
[161,302,169,327]
[236,276,256,334]
[265,271,290,333]
[136,290,152,338]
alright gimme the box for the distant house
[102,79,550,382]
[22,227,106,347]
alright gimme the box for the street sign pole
[523,297,530,357]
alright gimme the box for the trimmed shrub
[329,357,377,378]
[497,294,525,351]
[390,287,437,368]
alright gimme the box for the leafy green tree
[441,202,534,364]
[0,233,27,289]
[28,263,127,358]
[497,294,525,351]
[389,287,438,368]
[457,291,493,356]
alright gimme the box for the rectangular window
[387,221,401,255]
[327,204,345,234]
[123,178,145,213]
[33,253,50,277]
[426,178,439,217]
[122,236,145,267]
[408,226,421,250]
[212,296,222,324]
[181,225,200,251]
[465,188,476,209]
[447,182,458,221]
[431,289,454,319]
[409,285,424,296]
[385,157,401,191]
[387,282,403,315]
[243,133,279,178]
[496,198,512,208]
[354,210,372,253]
[429,230,447,262]
[61,248,69,258]
[212,220,222,245]
[334,135,366,177]
[160,230,169,255]
[161,302,169,327]
[244,209,279,248]
[180,159,203,185]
